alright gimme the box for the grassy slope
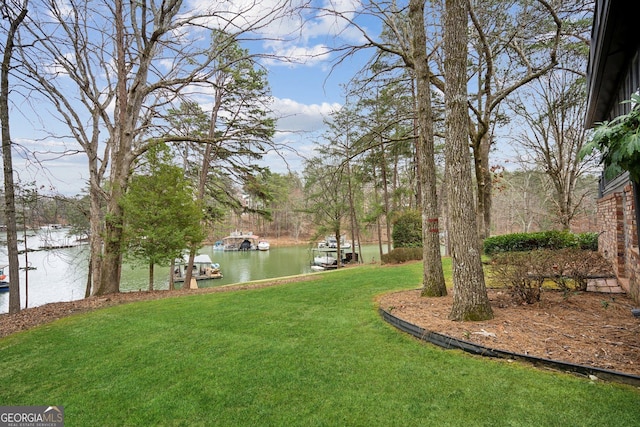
[1,262,639,426]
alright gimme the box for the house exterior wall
[586,0,640,305]
[628,248,640,303]
[622,184,640,302]
[597,184,639,302]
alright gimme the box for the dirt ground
[378,288,640,376]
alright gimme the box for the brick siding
[597,184,640,303]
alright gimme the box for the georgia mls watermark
[0,406,64,427]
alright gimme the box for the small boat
[257,240,270,251]
[0,265,8,292]
[173,254,223,282]
[213,241,225,251]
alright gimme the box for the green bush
[483,231,598,255]
[392,210,422,248]
[576,232,599,251]
[381,247,422,264]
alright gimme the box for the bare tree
[444,0,492,321]
[18,0,294,295]
[17,1,117,297]
[465,0,565,238]
[1,0,28,313]
[509,69,598,230]
[320,0,590,243]
[492,167,549,234]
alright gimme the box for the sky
[4,0,589,198]
[6,0,379,197]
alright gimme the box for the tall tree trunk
[444,0,492,321]
[373,166,384,262]
[98,188,125,295]
[84,257,92,298]
[88,172,104,296]
[473,132,492,239]
[186,85,222,287]
[87,120,104,296]
[95,0,128,295]
[97,0,159,295]
[22,225,28,308]
[334,227,342,268]
[169,259,176,291]
[1,5,28,313]
[411,77,421,211]
[380,144,392,253]
[148,262,154,291]
[409,0,446,297]
[346,160,358,263]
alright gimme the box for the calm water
[0,230,387,313]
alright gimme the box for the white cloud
[184,0,367,71]
[14,0,367,192]
[273,97,341,132]
[300,0,363,42]
[262,42,332,67]
[185,0,301,36]
[255,97,341,173]
[47,0,74,18]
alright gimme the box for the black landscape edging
[379,308,640,388]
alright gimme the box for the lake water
[0,229,388,313]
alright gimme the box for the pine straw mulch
[377,288,640,376]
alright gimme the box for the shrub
[544,248,613,292]
[489,251,552,304]
[483,231,598,255]
[576,232,599,251]
[392,210,422,248]
[488,248,614,302]
[381,247,422,264]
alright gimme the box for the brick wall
[597,184,640,303]
[629,248,640,302]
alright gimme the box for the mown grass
[1,262,639,426]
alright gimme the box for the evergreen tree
[121,144,205,290]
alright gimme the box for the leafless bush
[545,248,614,292]
[489,249,614,303]
[489,251,553,304]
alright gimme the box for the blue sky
[5,0,564,197]
[7,0,379,196]
[252,0,380,175]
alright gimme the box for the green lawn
[1,262,638,426]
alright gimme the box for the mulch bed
[377,288,640,376]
